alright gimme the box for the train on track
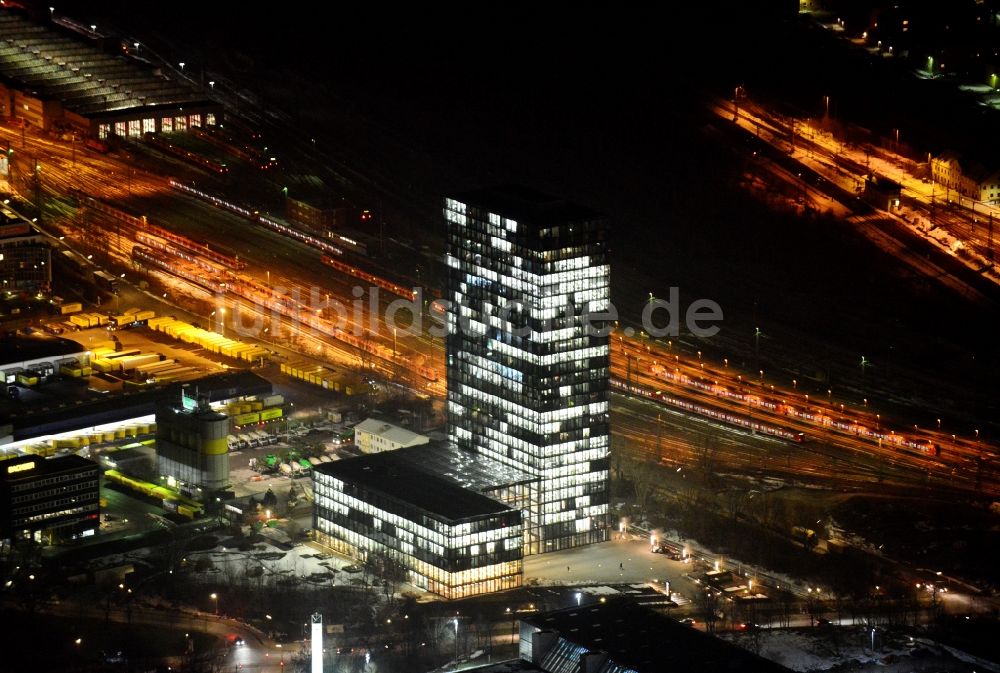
[143,132,229,174]
[320,254,417,301]
[130,245,228,294]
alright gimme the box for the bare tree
[623,456,658,517]
[695,588,722,634]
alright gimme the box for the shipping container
[16,372,40,386]
[104,349,141,360]
[114,353,162,372]
[90,359,113,373]
[59,302,83,315]
[232,412,260,426]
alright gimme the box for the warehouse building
[1,333,87,386]
[4,370,271,444]
[313,447,524,599]
[0,9,220,139]
[0,453,100,544]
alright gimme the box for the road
[3,598,288,671]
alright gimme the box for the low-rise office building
[313,449,523,599]
[353,417,429,454]
[0,453,100,544]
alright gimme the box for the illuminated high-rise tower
[445,186,610,554]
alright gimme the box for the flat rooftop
[4,369,271,441]
[450,185,605,228]
[353,417,426,446]
[394,441,535,493]
[1,334,86,369]
[0,10,213,117]
[0,453,97,482]
[523,599,792,673]
[314,448,517,522]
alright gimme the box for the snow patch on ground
[723,628,995,673]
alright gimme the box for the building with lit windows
[0,216,51,292]
[931,151,1000,203]
[313,446,523,599]
[0,454,100,544]
[444,186,611,555]
[353,417,429,454]
[0,9,220,139]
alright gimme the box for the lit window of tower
[445,186,610,554]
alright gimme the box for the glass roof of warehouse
[0,11,209,116]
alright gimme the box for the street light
[452,617,459,664]
[210,592,218,614]
[179,62,186,73]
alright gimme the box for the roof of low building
[0,453,97,483]
[394,441,535,492]
[522,599,792,673]
[353,417,428,446]
[1,334,86,369]
[5,369,271,441]
[0,10,214,118]
[313,448,517,522]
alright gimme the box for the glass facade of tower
[445,187,610,555]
